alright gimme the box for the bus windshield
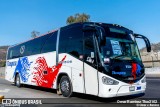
[101,37,141,61]
[100,25,141,62]
[99,25,144,82]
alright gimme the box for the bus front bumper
[116,85,146,97]
[98,82,146,98]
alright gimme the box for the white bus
[5,22,151,98]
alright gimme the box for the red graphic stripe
[132,63,137,80]
[32,55,66,88]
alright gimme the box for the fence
[145,67,160,77]
[0,67,5,77]
[141,51,160,68]
[143,60,160,68]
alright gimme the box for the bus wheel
[15,74,21,88]
[60,76,72,97]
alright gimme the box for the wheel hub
[61,80,69,92]
[16,76,20,86]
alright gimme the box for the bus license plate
[129,86,135,91]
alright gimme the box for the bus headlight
[102,76,119,85]
[141,77,146,83]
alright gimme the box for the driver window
[120,42,131,56]
[84,32,96,67]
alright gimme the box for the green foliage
[0,60,6,67]
[31,31,40,38]
[66,13,90,25]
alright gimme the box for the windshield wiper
[110,54,125,59]
[114,54,125,59]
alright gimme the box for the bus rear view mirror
[134,34,151,52]
[82,24,97,32]
[83,24,106,46]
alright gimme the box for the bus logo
[2,99,11,104]
[112,71,126,75]
[126,65,132,69]
[20,45,25,54]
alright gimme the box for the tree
[0,60,6,67]
[66,16,75,24]
[66,13,90,24]
[31,31,40,38]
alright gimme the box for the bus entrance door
[83,33,98,96]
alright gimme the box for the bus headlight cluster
[141,77,146,83]
[102,76,119,85]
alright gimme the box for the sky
[0,0,160,49]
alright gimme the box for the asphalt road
[0,77,160,107]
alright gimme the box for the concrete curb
[0,76,4,78]
[146,74,160,78]
[145,67,160,77]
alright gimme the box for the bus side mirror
[134,34,151,52]
[97,27,106,46]
[82,24,96,32]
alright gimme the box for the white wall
[145,67,160,77]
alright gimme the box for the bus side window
[12,46,21,59]
[7,48,13,59]
[24,34,49,56]
[59,25,83,60]
[10,50,13,59]
[41,32,57,53]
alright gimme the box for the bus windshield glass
[101,26,141,61]
[101,37,141,61]
[99,26,144,82]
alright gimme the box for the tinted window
[24,39,41,56]
[24,35,49,56]
[41,31,57,53]
[7,48,12,59]
[59,25,83,59]
[83,32,97,66]
[7,34,49,59]
[102,25,133,40]
[7,46,21,59]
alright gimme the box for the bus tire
[60,76,73,97]
[15,74,21,88]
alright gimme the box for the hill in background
[0,46,9,60]
[140,42,160,53]
[0,46,9,67]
